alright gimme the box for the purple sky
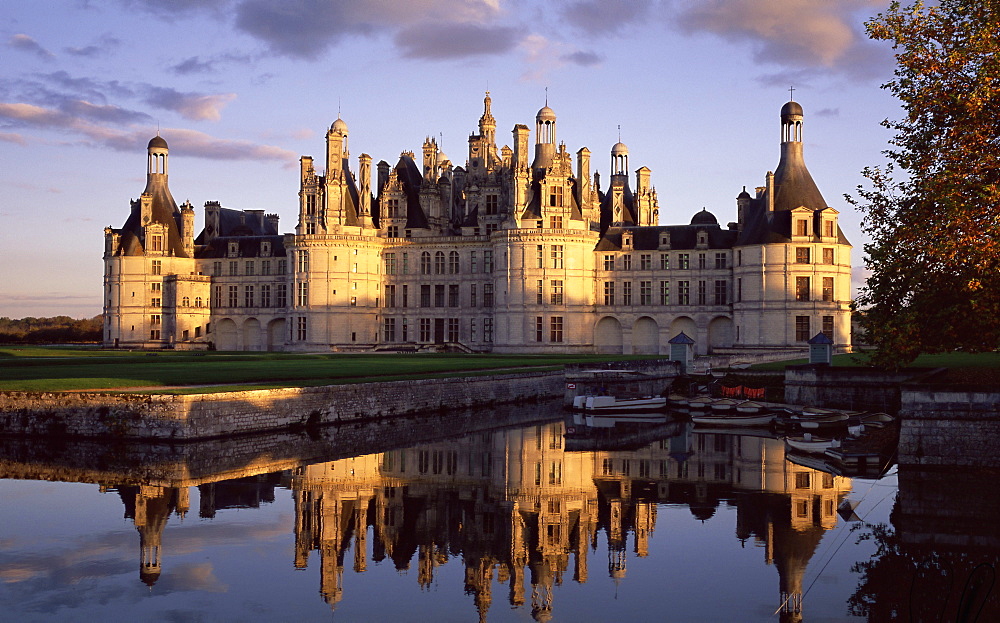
[1,0,899,318]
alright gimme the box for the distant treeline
[0,315,103,343]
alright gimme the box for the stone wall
[0,370,564,441]
[783,365,932,412]
[898,387,1000,468]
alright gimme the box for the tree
[849,0,1000,368]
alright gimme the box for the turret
[422,137,439,183]
[326,117,348,182]
[531,105,557,172]
[479,91,496,145]
[180,200,195,255]
[771,101,828,212]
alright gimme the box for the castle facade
[102,96,851,355]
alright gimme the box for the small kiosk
[668,332,695,374]
[807,332,834,365]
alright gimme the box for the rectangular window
[622,254,632,271]
[824,220,835,237]
[150,314,161,325]
[402,318,408,341]
[484,283,494,306]
[449,252,460,274]
[297,317,307,341]
[385,284,396,307]
[796,276,811,301]
[244,285,254,308]
[483,318,494,342]
[448,284,459,307]
[383,318,396,342]
[622,281,633,305]
[150,234,163,252]
[822,277,834,302]
[660,253,669,270]
[485,194,498,215]
[659,281,670,305]
[823,315,835,340]
[550,316,563,343]
[470,318,476,342]
[549,185,563,207]
[796,247,811,264]
[550,245,563,269]
[261,260,271,275]
[150,329,160,340]
[697,280,706,305]
[150,297,161,307]
[535,316,544,342]
[419,318,431,342]
[277,259,287,274]
[447,318,459,342]
[402,284,408,307]
[434,252,445,274]
[212,261,222,276]
[151,260,162,276]
[796,219,809,236]
[470,251,478,273]
[715,252,727,269]
[714,280,728,305]
[297,251,308,272]
[470,284,477,307]
[737,278,742,302]
[401,252,409,274]
[639,281,651,305]
[550,280,564,305]
[434,284,445,307]
[276,284,287,307]
[384,252,396,275]
[678,254,690,269]
[228,285,239,307]
[261,284,271,307]
[640,253,652,270]
[549,215,563,229]
[297,282,308,306]
[603,281,615,306]
[823,248,835,264]
[796,316,811,342]
[698,253,706,269]
[678,281,690,305]
[536,245,544,268]
[420,285,431,307]
[484,250,493,272]
[229,260,238,276]
[536,279,544,305]
[245,260,255,276]
[604,254,615,270]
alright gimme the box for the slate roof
[194,207,286,259]
[113,177,188,257]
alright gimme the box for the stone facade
[103,97,851,355]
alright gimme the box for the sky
[1,0,902,318]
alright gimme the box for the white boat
[798,412,850,430]
[688,396,714,411]
[585,413,669,427]
[785,434,840,454]
[691,412,776,427]
[580,395,667,414]
[711,398,740,413]
[736,401,764,414]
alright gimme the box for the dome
[437,151,449,165]
[611,142,629,156]
[147,135,168,150]
[331,117,348,134]
[737,187,752,200]
[690,208,718,226]
[781,100,803,118]
[535,106,556,122]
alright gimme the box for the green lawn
[0,346,660,393]
[751,350,1000,376]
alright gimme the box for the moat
[1,400,996,622]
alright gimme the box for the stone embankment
[0,370,564,441]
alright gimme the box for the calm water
[0,401,996,622]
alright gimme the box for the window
[402,284,408,307]
[277,259,287,274]
[420,252,431,274]
[387,225,399,237]
[244,286,254,308]
[483,318,493,342]
[420,285,431,307]
[604,254,615,270]
[260,285,271,307]
[448,284,459,307]
[622,254,632,270]
[385,285,396,307]
[698,253,706,269]
[434,251,445,274]
[715,252,727,269]
[297,251,308,273]
[305,222,316,235]
[535,316,544,342]
[434,284,445,307]
[549,215,563,229]
[297,317,307,341]
[603,281,615,306]
[150,314,161,325]
[660,253,670,269]
[228,285,239,307]
[640,281,651,305]
[151,260,162,276]
[229,260,238,276]
[212,261,221,276]
[549,461,562,485]
[795,316,811,342]
[419,318,431,342]
[795,472,811,489]
[195,296,203,307]
[697,280,706,305]
[447,318,459,342]
[448,251,460,274]
[796,276,811,301]
[623,281,633,305]
[485,194,498,215]
[659,281,670,305]
[276,284,287,307]
[737,278,742,302]
[796,247,811,264]
[678,281,690,305]
[383,318,396,342]
[470,284,477,307]
[484,283,494,306]
[823,315,834,340]
[245,260,255,276]
[549,185,563,207]
[536,245,544,268]
[550,245,563,269]
[677,254,689,269]
[823,248,835,264]
[470,251,478,273]
[261,260,271,275]
[484,250,493,272]
[150,329,160,340]
[639,253,652,270]
[297,282,308,306]
[150,297,161,307]
[150,234,163,252]
[536,280,544,305]
[384,252,396,275]
[822,277,834,302]
[550,317,563,342]
[714,280,728,305]
[550,280,563,305]
[824,220,835,237]
[470,318,476,342]
[796,219,809,236]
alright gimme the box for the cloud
[0,132,28,146]
[560,0,654,36]
[395,23,520,59]
[170,53,255,75]
[142,87,237,121]
[520,35,598,82]
[8,34,54,60]
[64,34,122,58]
[672,0,890,78]
[158,127,297,162]
[562,50,602,67]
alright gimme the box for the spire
[772,99,827,211]
[479,90,496,142]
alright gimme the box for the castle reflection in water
[107,421,849,621]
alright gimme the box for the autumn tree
[850,0,1000,368]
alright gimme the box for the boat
[691,412,776,427]
[688,396,714,412]
[848,412,896,429]
[711,398,739,413]
[577,395,667,414]
[785,434,840,454]
[798,412,850,430]
[736,401,764,414]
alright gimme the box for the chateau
[102,96,851,354]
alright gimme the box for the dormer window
[150,234,163,252]
[261,241,272,257]
[622,234,632,249]
[796,219,809,237]
[228,241,239,257]
[823,220,834,238]
[697,231,708,247]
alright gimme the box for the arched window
[434,251,445,274]
[448,251,460,274]
[195,297,202,307]
[182,296,190,307]
[420,252,431,275]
